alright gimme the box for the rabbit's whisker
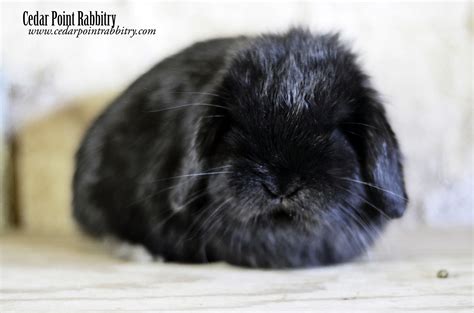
[335,185,392,220]
[167,91,225,99]
[146,103,229,113]
[142,171,232,184]
[335,176,407,201]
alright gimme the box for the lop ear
[194,103,230,160]
[169,102,229,211]
[343,91,408,218]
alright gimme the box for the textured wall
[2,1,472,234]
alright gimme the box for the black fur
[73,28,407,268]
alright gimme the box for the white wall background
[2,0,473,227]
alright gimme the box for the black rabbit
[73,28,407,268]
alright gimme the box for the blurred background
[1,0,472,236]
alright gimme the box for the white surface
[0,227,472,312]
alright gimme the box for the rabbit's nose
[261,181,301,200]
